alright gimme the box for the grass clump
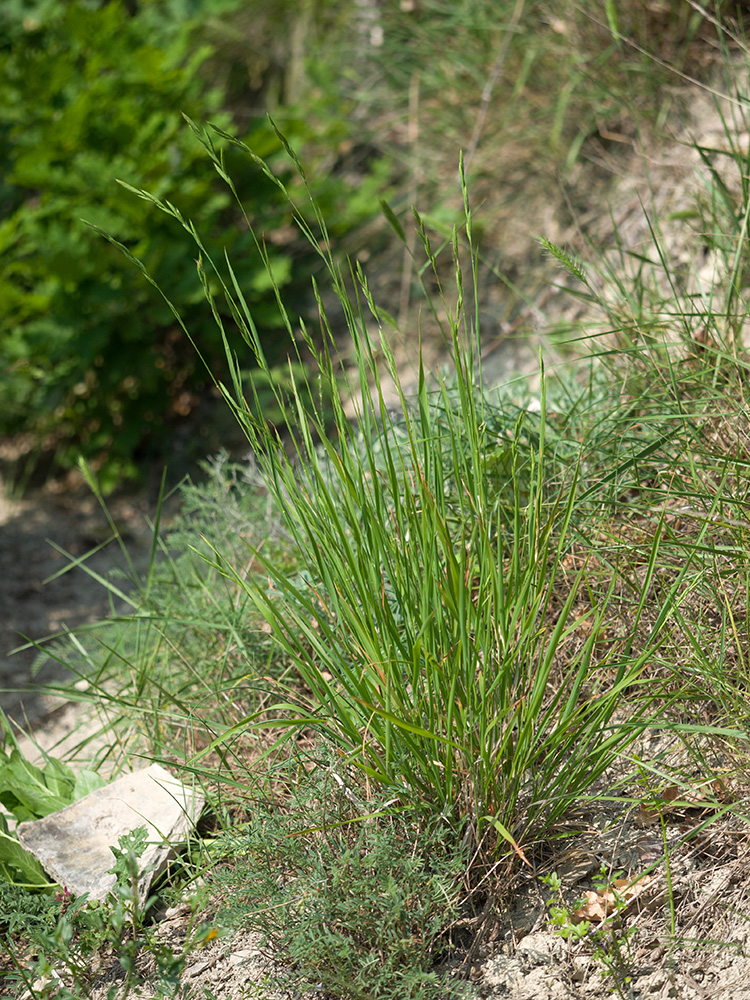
[102,130,704,883]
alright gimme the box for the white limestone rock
[17,763,204,903]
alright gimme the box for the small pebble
[229,948,260,966]
[184,960,212,978]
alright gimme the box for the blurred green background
[0,0,733,490]
[0,0,385,489]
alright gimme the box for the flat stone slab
[17,763,204,902]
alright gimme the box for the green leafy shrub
[0,0,380,488]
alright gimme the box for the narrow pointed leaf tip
[379,199,407,243]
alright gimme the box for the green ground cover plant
[212,773,469,999]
